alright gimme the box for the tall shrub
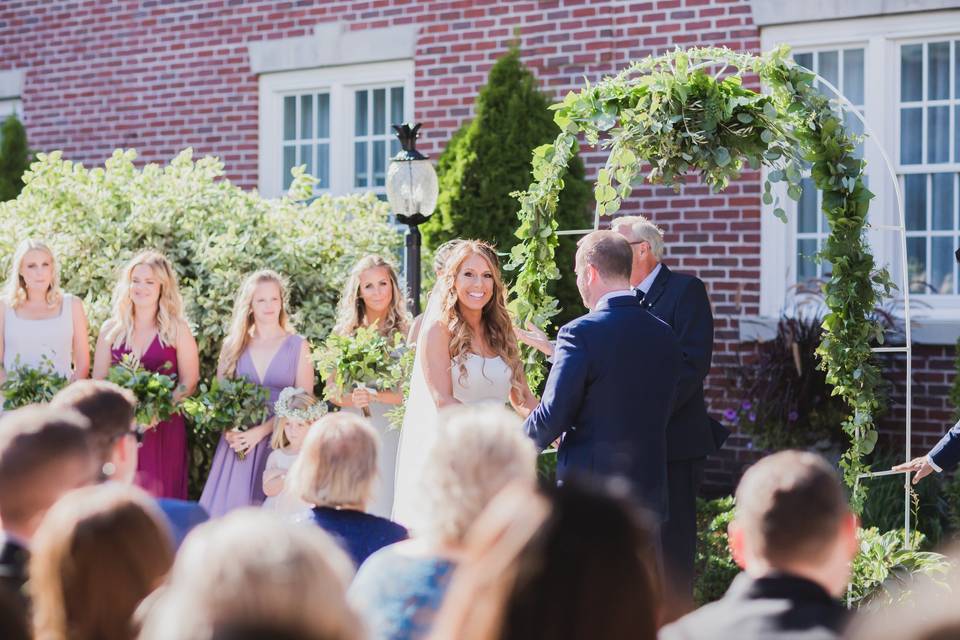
[422,48,591,327]
[0,149,402,495]
[0,114,30,201]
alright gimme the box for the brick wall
[2,0,944,493]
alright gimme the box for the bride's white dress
[392,352,512,529]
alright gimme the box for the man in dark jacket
[660,450,856,640]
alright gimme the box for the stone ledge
[737,313,960,345]
[0,69,25,99]
[749,0,960,27]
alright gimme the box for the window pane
[932,236,955,294]
[300,94,313,140]
[355,91,368,136]
[843,48,865,105]
[957,41,960,98]
[283,146,296,190]
[317,94,330,139]
[373,88,386,135]
[901,44,923,101]
[905,173,927,231]
[390,139,400,158]
[818,50,839,92]
[907,236,927,293]
[283,96,296,141]
[391,87,404,126]
[928,106,950,163]
[794,52,813,71]
[844,111,865,159]
[300,144,314,180]
[932,173,954,230]
[928,41,951,100]
[900,108,922,164]
[355,141,368,187]
[956,105,960,163]
[798,177,817,233]
[797,238,818,282]
[317,143,329,189]
[373,140,386,187]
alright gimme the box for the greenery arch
[507,46,894,511]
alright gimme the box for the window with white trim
[258,60,413,198]
[0,98,19,120]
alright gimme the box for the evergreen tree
[0,114,30,201]
[423,48,592,326]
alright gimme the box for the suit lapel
[642,263,671,309]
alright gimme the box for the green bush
[0,114,30,201]
[694,496,740,605]
[422,48,592,328]
[0,149,402,495]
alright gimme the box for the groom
[523,231,681,520]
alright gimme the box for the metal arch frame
[549,59,915,545]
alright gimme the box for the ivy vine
[507,46,894,511]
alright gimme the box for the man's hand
[892,456,936,484]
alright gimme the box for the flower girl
[262,387,327,517]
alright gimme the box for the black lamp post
[386,122,438,316]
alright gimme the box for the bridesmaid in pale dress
[0,239,90,383]
[199,270,313,517]
[92,251,199,499]
[330,255,410,518]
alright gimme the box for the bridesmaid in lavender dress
[200,270,314,517]
[92,251,199,499]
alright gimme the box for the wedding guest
[0,239,90,383]
[51,380,209,547]
[0,405,97,606]
[29,483,174,640]
[289,411,407,567]
[349,404,537,640]
[408,239,464,345]
[0,585,28,640]
[200,270,313,517]
[138,509,362,640]
[330,255,410,517]
[262,387,327,517]
[660,450,856,640]
[431,480,660,640]
[92,250,199,499]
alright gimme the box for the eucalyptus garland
[507,46,892,511]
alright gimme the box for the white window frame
[258,59,414,198]
[759,10,960,329]
[0,98,20,120]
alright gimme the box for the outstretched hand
[892,456,936,485]
[515,322,554,357]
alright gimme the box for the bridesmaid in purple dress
[92,251,200,499]
[200,270,314,517]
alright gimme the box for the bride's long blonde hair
[436,241,523,398]
[104,251,185,350]
[218,270,295,377]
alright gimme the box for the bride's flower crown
[274,387,328,422]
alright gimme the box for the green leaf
[713,147,731,167]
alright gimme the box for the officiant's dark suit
[523,233,682,520]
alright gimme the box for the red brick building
[3,0,960,489]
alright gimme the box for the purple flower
[746,441,754,450]
[748,412,757,422]
[723,409,738,422]
[788,411,799,422]
[741,401,753,410]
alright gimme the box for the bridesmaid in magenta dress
[93,251,199,499]
[199,270,314,517]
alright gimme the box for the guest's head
[289,412,379,510]
[432,480,660,640]
[420,405,537,545]
[574,231,634,310]
[52,379,139,483]
[271,387,324,452]
[436,241,525,400]
[3,238,62,308]
[433,239,464,277]
[29,483,174,640]
[105,250,184,349]
[729,450,857,597]
[138,509,361,640]
[0,405,97,542]
[335,255,409,338]
[219,269,293,377]
[612,215,664,286]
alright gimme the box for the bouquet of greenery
[182,377,270,460]
[1,355,69,410]
[107,353,178,427]
[383,344,415,430]
[316,326,410,420]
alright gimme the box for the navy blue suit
[928,420,960,472]
[156,499,209,549]
[523,294,681,520]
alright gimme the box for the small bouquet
[1,355,69,410]
[316,326,409,419]
[107,353,178,427]
[383,345,415,430]
[182,377,270,460]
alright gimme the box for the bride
[393,240,538,527]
